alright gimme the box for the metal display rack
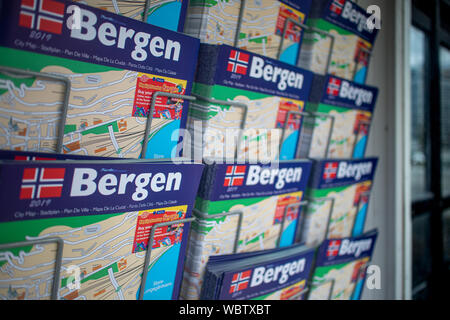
[0,0,376,301]
[0,217,196,300]
[306,262,367,301]
[295,111,368,159]
[308,279,336,300]
[307,265,372,301]
[192,200,322,300]
[191,95,335,161]
[281,110,336,159]
[192,200,308,255]
[0,237,64,300]
[193,209,244,254]
[236,4,373,80]
[142,0,152,22]
[233,2,336,73]
[303,196,336,244]
[277,17,336,73]
[0,69,198,159]
[0,65,71,154]
[190,189,364,301]
[305,189,373,245]
[190,94,249,159]
[277,200,308,248]
[305,115,372,159]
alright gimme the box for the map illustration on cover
[0,0,199,159]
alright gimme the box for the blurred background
[354,0,449,300]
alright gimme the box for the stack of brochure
[0,0,199,159]
[298,75,379,159]
[298,158,378,246]
[180,159,312,300]
[0,153,204,300]
[308,230,378,300]
[298,0,379,83]
[184,0,312,65]
[187,44,313,161]
[201,244,315,300]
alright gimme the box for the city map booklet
[184,0,312,65]
[298,158,378,246]
[188,44,313,161]
[298,0,379,84]
[0,157,204,300]
[308,230,378,300]
[180,159,312,300]
[200,243,315,300]
[298,74,379,159]
[0,0,199,159]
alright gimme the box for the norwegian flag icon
[327,77,342,96]
[330,0,345,14]
[229,270,252,294]
[227,50,250,75]
[20,167,65,200]
[327,240,341,257]
[19,0,65,35]
[323,162,338,180]
[224,165,246,187]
